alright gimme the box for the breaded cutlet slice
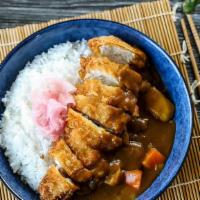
[79,56,120,86]
[79,56,142,94]
[76,79,139,116]
[67,109,122,150]
[74,95,130,134]
[49,139,92,182]
[88,35,147,68]
[118,66,143,94]
[39,166,78,200]
[65,128,101,167]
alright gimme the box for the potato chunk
[105,160,124,186]
[125,170,142,190]
[144,87,174,122]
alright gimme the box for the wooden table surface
[0,0,199,29]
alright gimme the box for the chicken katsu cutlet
[79,56,120,86]
[49,139,92,182]
[76,79,139,116]
[39,166,78,200]
[65,128,101,167]
[66,109,122,150]
[74,95,130,134]
[79,56,142,94]
[88,35,147,68]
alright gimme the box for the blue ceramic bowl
[0,19,192,200]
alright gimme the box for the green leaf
[183,0,200,13]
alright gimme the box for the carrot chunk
[142,148,165,169]
[125,170,142,190]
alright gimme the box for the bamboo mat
[0,0,199,199]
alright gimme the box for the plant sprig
[183,0,200,13]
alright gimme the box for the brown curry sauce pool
[74,66,176,200]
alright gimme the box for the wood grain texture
[0,0,146,28]
[0,0,199,29]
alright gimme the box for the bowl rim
[0,18,193,200]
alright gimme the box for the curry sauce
[75,113,175,200]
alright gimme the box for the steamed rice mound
[0,40,91,190]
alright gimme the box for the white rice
[0,40,91,190]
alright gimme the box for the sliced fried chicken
[79,56,142,94]
[88,35,147,68]
[49,139,92,182]
[76,79,139,116]
[39,166,78,200]
[79,56,120,86]
[65,128,101,167]
[74,95,130,134]
[67,109,122,150]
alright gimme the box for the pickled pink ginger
[32,77,76,140]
